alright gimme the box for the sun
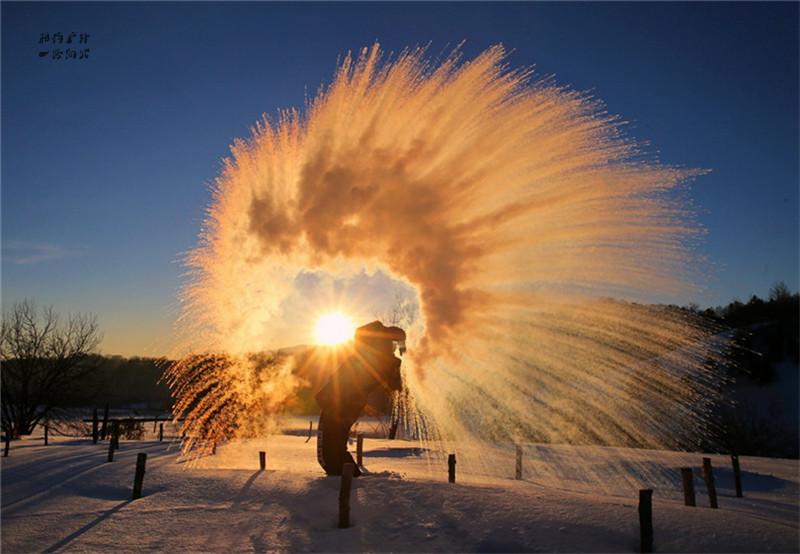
[314,312,356,346]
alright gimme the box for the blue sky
[2,2,798,356]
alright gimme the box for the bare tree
[1,300,101,438]
[769,281,792,302]
[380,291,418,330]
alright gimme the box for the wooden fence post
[44,424,49,446]
[339,463,354,528]
[153,418,158,433]
[388,412,399,440]
[356,434,364,467]
[3,435,9,457]
[159,423,164,442]
[731,454,743,498]
[680,468,695,507]
[107,437,115,462]
[702,457,718,509]
[113,421,121,450]
[100,403,109,440]
[92,408,99,444]
[305,420,313,443]
[211,441,217,455]
[132,452,147,499]
[448,454,456,483]
[515,445,523,480]
[639,489,653,553]
[259,451,266,470]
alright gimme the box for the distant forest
[694,283,799,458]
[694,282,799,383]
[59,355,173,412]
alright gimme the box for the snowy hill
[2,422,798,553]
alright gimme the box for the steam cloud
[168,44,725,472]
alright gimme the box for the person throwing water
[315,320,406,476]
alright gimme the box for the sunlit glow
[314,312,355,345]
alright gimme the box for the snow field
[2,425,797,553]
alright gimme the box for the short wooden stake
[106,437,115,462]
[638,489,653,553]
[259,451,266,470]
[211,441,216,455]
[132,452,147,499]
[356,434,364,467]
[305,420,313,443]
[680,467,695,507]
[515,445,523,480]
[731,454,743,498]
[158,423,164,442]
[448,453,456,483]
[44,424,49,446]
[100,403,109,440]
[3,435,9,457]
[92,408,99,444]
[702,457,718,509]
[112,421,120,450]
[339,463,354,528]
[153,418,158,433]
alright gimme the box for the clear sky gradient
[2,2,798,356]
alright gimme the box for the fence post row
[680,467,695,507]
[100,403,109,441]
[702,457,718,509]
[339,463,354,528]
[92,408,99,444]
[132,452,147,500]
[731,454,743,498]
[638,489,653,553]
[356,434,364,467]
[113,421,121,451]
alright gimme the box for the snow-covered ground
[2,421,798,553]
